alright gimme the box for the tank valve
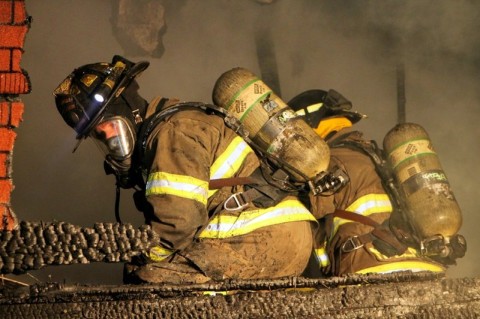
[310,167,349,196]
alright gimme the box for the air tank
[383,122,462,239]
[212,67,330,182]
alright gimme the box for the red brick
[0,101,9,126]
[0,48,23,72]
[0,127,15,151]
[10,101,23,127]
[0,204,18,231]
[15,1,27,23]
[11,47,22,71]
[0,179,12,203]
[0,2,12,23]
[0,72,30,94]
[0,24,28,47]
[0,153,8,178]
[0,49,11,71]
[0,1,27,24]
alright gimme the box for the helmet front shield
[53,55,150,141]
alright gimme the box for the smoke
[10,0,480,284]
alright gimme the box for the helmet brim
[288,89,366,127]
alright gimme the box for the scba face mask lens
[91,116,135,161]
[91,116,137,189]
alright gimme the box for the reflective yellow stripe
[199,199,316,238]
[208,136,253,198]
[148,246,174,262]
[368,245,419,261]
[146,171,209,205]
[331,194,392,237]
[314,246,330,268]
[203,291,232,296]
[356,261,445,274]
[294,103,324,116]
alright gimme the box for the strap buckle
[223,193,249,211]
[341,236,364,253]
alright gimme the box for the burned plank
[0,272,478,318]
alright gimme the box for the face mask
[90,116,136,188]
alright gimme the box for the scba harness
[326,131,466,265]
[136,101,348,212]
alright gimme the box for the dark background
[10,0,480,285]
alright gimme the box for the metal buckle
[341,236,364,253]
[223,193,249,211]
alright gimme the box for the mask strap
[115,185,122,223]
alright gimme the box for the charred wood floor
[0,271,479,318]
[0,222,479,318]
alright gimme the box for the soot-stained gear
[212,67,331,185]
[211,67,349,196]
[293,88,466,265]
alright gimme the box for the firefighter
[288,89,464,276]
[53,56,318,284]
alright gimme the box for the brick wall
[0,0,31,230]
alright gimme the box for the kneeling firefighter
[288,89,466,276]
[53,56,329,284]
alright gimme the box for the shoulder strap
[208,176,256,189]
[327,131,403,211]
